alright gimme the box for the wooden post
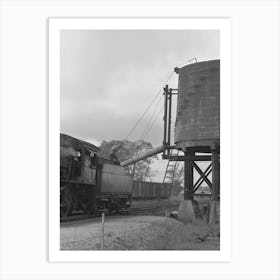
[184,149,194,200]
[177,150,196,224]
[164,209,168,249]
[167,89,172,146]
[211,144,220,201]
[163,85,168,154]
[209,144,220,224]
[101,211,105,250]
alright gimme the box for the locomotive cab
[60,134,100,217]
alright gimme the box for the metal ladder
[162,149,179,185]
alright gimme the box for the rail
[60,201,179,224]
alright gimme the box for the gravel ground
[60,215,219,250]
[130,199,179,208]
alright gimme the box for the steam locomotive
[60,134,171,217]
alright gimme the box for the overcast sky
[60,30,219,180]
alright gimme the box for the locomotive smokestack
[120,145,165,166]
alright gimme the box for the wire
[123,71,174,141]
[142,105,164,140]
[140,95,163,139]
[122,57,196,142]
[141,58,198,140]
[140,94,163,139]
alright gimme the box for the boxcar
[132,181,172,200]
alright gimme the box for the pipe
[120,145,165,166]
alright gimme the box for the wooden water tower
[162,59,220,222]
[121,59,220,223]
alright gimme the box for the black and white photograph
[54,20,227,255]
[1,1,280,279]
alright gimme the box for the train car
[60,134,132,217]
[97,159,133,211]
[60,133,173,217]
[132,181,172,200]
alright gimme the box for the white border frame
[49,18,231,262]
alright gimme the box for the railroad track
[60,202,179,224]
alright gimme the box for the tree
[98,139,158,181]
[170,163,184,197]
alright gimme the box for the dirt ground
[60,215,220,250]
[130,199,179,208]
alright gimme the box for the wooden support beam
[191,155,212,161]
[185,146,212,153]
[191,161,213,188]
[194,168,212,192]
[209,144,220,224]
[211,145,220,201]
[162,155,211,161]
[184,150,194,200]
[193,163,212,193]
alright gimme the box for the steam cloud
[60,146,78,158]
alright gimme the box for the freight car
[132,181,172,200]
[60,133,172,217]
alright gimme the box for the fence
[60,210,184,251]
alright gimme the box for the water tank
[175,59,220,149]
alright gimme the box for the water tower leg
[184,150,194,200]
[177,149,196,223]
[209,144,220,224]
